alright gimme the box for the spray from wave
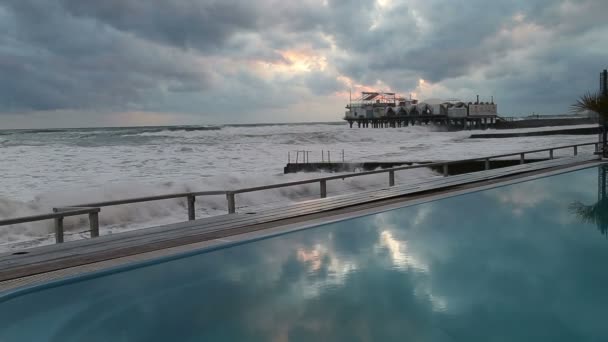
[0,122,595,252]
[0,168,437,252]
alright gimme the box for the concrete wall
[471,126,600,138]
[496,117,598,129]
[447,107,467,117]
[284,159,548,175]
[469,103,497,116]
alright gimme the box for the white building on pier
[344,92,497,120]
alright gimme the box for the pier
[343,92,498,130]
[342,91,598,130]
[345,115,498,129]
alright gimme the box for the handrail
[74,190,226,208]
[245,142,599,192]
[0,208,99,226]
[0,141,601,246]
[0,207,100,244]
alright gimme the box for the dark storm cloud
[0,1,211,112]
[332,0,603,85]
[58,0,259,51]
[305,71,345,96]
[0,0,607,119]
[58,0,332,53]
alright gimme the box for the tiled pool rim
[1,161,604,301]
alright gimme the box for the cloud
[1,0,607,126]
[0,1,211,112]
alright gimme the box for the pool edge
[1,160,605,300]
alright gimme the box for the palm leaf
[570,200,608,235]
[571,92,608,118]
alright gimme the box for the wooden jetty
[0,142,602,291]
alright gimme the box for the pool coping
[1,160,605,298]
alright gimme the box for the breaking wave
[0,168,437,252]
[0,122,596,252]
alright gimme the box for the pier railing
[288,150,346,164]
[0,141,601,245]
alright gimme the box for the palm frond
[571,92,608,117]
[569,201,596,224]
[570,200,608,235]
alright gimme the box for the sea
[0,122,598,251]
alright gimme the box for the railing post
[549,149,554,159]
[520,153,525,164]
[389,170,395,186]
[574,145,578,156]
[443,164,448,177]
[484,158,490,170]
[88,211,99,238]
[54,216,64,243]
[320,180,327,198]
[187,195,196,221]
[226,192,236,214]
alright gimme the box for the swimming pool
[1,165,608,341]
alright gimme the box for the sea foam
[0,123,596,251]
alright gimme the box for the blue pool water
[2,166,608,341]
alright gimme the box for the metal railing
[0,141,601,245]
[288,150,346,164]
[0,207,100,244]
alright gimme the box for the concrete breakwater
[284,159,548,175]
[470,126,600,138]
[495,117,597,129]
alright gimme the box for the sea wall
[470,126,600,138]
[495,118,597,129]
[284,159,547,175]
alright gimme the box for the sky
[0,0,607,128]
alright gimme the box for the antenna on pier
[491,96,494,104]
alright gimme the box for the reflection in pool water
[570,165,608,236]
[1,166,607,341]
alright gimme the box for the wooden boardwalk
[0,155,600,283]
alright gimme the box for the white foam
[0,123,597,252]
